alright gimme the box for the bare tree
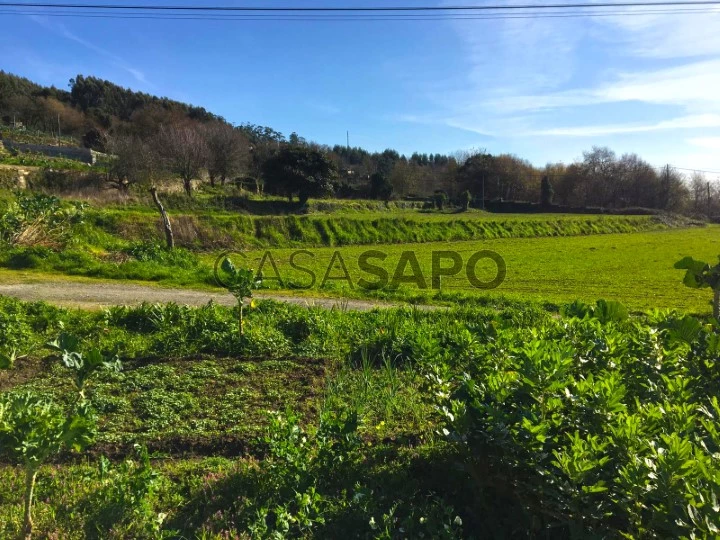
[389,159,419,197]
[204,122,250,187]
[581,146,617,208]
[149,186,174,249]
[452,147,486,167]
[658,164,689,212]
[156,122,209,197]
[107,135,155,191]
[616,153,658,208]
[690,172,707,213]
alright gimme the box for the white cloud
[596,59,720,109]
[598,9,720,59]
[405,4,720,120]
[478,58,720,115]
[688,137,720,150]
[531,114,720,137]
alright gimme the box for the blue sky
[2,1,720,174]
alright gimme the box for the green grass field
[224,226,719,313]
[2,224,715,313]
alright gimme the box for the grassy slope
[89,209,676,249]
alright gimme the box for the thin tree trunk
[240,303,244,335]
[714,289,719,320]
[150,187,174,250]
[183,177,193,197]
[23,468,37,540]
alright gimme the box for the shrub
[123,241,199,269]
[428,314,720,536]
[433,191,448,210]
[0,192,85,248]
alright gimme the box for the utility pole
[481,173,485,210]
[346,130,349,150]
[661,164,671,209]
[57,113,61,140]
[709,181,712,218]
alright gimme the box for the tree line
[1,71,718,216]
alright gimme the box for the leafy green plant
[219,256,262,335]
[0,333,120,539]
[47,332,121,398]
[675,255,720,318]
[247,408,360,537]
[0,349,17,369]
[123,241,199,269]
[426,313,720,537]
[561,298,629,323]
[0,393,95,540]
[85,445,171,539]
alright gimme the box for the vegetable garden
[1,292,719,538]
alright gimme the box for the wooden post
[150,186,174,249]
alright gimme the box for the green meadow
[216,226,719,313]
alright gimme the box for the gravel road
[0,280,432,311]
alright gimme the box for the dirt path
[0,280,434,311]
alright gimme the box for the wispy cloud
[688,137,720,150]
[530,114,720,137]
[28,15,151,87]
[399,3,720,164]
[598,9,720,59]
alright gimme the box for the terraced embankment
[87,210,694,249]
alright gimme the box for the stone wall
[1,140,97,164]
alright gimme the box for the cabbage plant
[0,334,120,539]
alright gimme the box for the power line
[4,5,720,20]
[3,1,720,11]
[672,166,720,175]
